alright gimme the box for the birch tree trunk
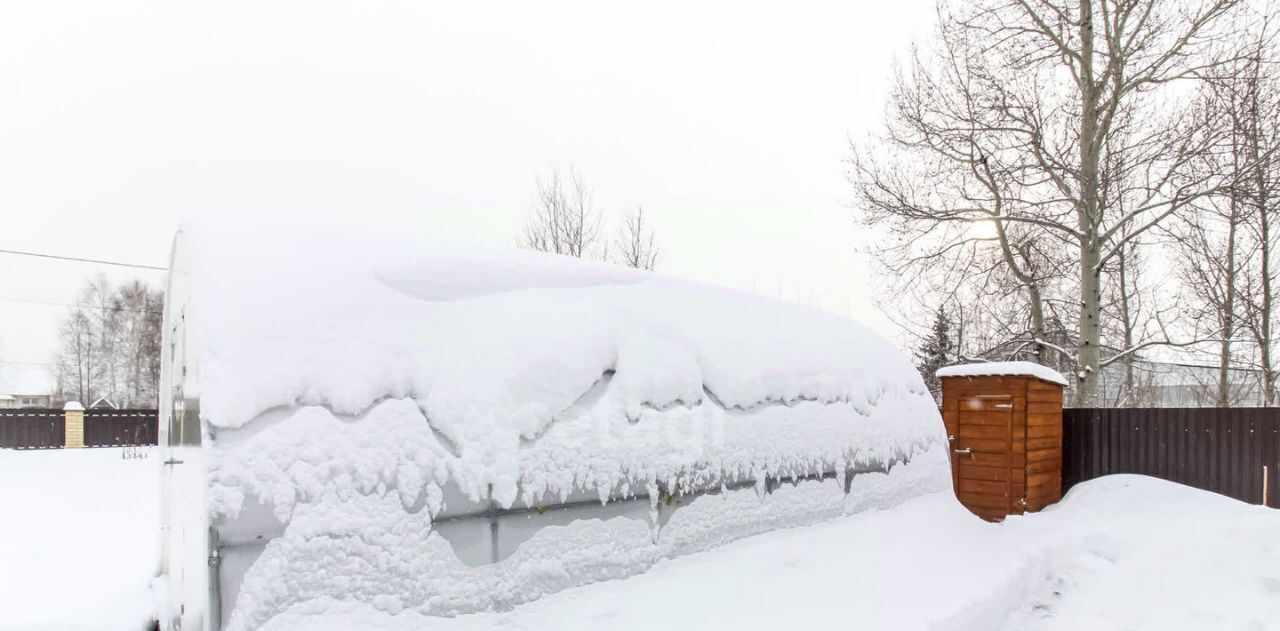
[1260,192,1276,405]
[1218,195,1239,407]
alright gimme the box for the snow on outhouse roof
[936,361,1069,386]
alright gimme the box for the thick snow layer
[185,224,929,430]
[176,223,949,628]
[0,448,159,631]
[219,447,950,630]
[183,223,943,507]
[209,391,942,523]
[258,493,1033,631]
[255,476,1280,631]
[936,361,1069,386]
[7,451,1278,630]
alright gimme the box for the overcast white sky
[0,0,934,391]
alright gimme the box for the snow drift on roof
[179,220,942,508]
[0,365,55,396]
[181,221,930,429]
[936,361,1068,386]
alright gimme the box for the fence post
[63,401,84,449]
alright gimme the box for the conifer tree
[916,308,953,396]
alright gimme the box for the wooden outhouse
[936,362,1067,522]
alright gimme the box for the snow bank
[256,490,1043,631]
[993,476,1280,630]
[172,221,948,629]
[254,476,1280,631]
[219,446,951,630]
[937,361,1068,386]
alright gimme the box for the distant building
[953,340,1276,408]
[9,393,57,408]
[1094,360,1275,408]
[0,366,60,409]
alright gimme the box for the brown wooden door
[952,395,1014,521]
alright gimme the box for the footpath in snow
[999,475,1280,630]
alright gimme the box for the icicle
[425,482,444,518]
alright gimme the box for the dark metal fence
[1063,408,1280,507]
[6,405,1279,509]
[0,409,64,449]
[0,408,158,449]
[83,409,159,447]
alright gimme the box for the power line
[0,295,163,316]
[0,248,167,271]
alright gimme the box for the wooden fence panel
[1064,407,1280,508]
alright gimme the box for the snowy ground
[2,449,1277,631]
[0,448,158,631]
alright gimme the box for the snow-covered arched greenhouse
[157,223,950,631]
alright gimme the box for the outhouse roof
[936,361,1068,386]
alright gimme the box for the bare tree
[111,280,164,406]
[851,0,1248,404]
[1172,14,1280,407]
[55,277,164,407]
[1173,124,1249,405]
[1231,34,1280,407]
[521,168,604,259]
[57,307,96,404]
[57,276,114,404]
[614,206,661,270]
